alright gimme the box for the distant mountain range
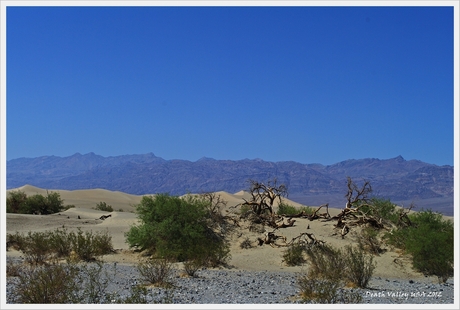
[6,152,454,216]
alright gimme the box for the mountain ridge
[6,152,454,216]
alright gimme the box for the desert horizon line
[6,151,452,167]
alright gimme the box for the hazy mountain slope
[6,153,453,215]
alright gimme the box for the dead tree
[344,176,372,208]
[200,192,239,235]
[257,230,287,247]
[307,204,331,221]
[237,179,288,229]
[244,179,288,215]
[397,202,415,227]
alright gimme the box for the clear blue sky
[5,5,455,166]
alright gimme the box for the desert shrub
[239,204,252,215]
[9,259,175,304]
[8,228,113,264]
[6,260,22,277]
[277,203,313,216]
[277,203,298,215]
[13,263,80,303]
[371,198,398,223]
[24,191,66,215]
[299,243,372,303]
[126,194,230,264]
[20,231,54,264]
[48,228,74,258]
[384,209,453,282]
[76,261,119,303]
[137,257,175,288]
[305,244,345,281]
[70,228,113,262]
[114,285,149,304]
[343,245,376,288]
[240,237,253,249]
[282,243,306,266]
[6,191,73,214]
[297,275,341,303]
[6,232,25,251]
[355,226,385,255]
[95,201,113,212]
[183,258,203,277]
[6,190,28,213]
[358,198,398,224]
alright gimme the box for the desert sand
[5,185,448,283]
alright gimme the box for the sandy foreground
[4,185,451,283]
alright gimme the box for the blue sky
[5,4,456,166]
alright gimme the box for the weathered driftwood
[257,231,287,247]
[307,204,331,221]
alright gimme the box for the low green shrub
[77,261,118,303]
[344,245,376,288]
[137,257,175,288]
[6,190,27,213]
[10,261,174,304]
[70,228,114,262]
[355,226,385,255]
[126,194,230,265]
[305,244,345,281]
[6,190,72,214]
[384,209,453,282]
[298,243,374,303]
[6,232,25,251]
[48,228,74,258]
[240,237,253,249]
[183,259,203,277]
[13,263,80,303]
[282,243,306,266]
[7,228,113,264]
[297,275,341,303]
[277,203,313,216]
[20,231,54,265]
[95,201,113,212]
[6,260,22,277]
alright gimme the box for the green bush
[20,231,54,265]
[95,201,113,212]
[10,260,173,304]
[48,228,74,258]
[183,258,203,277]
[359,198,398,224]
[6,191,69,215]
[299,243,374,303]
[384,209,453,282]
[126,194,230,264]
[6,190,28,213]
[137,257,175,287]
[70,229,114,262]
[14,263,80,303]
[305,244,346,282]
[6,231,25,251]
[297,276,341,303]
[7,228,113,264]
[277,203,313,216]
[77,261,118,303]
[282,243,306,266]
[343,245,376,288]
[240,237,253,249]
[355,226,384,255]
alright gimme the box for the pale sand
[5,185,448,283]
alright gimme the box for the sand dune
[5,185,447,283]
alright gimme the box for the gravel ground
[5,258,455,305]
